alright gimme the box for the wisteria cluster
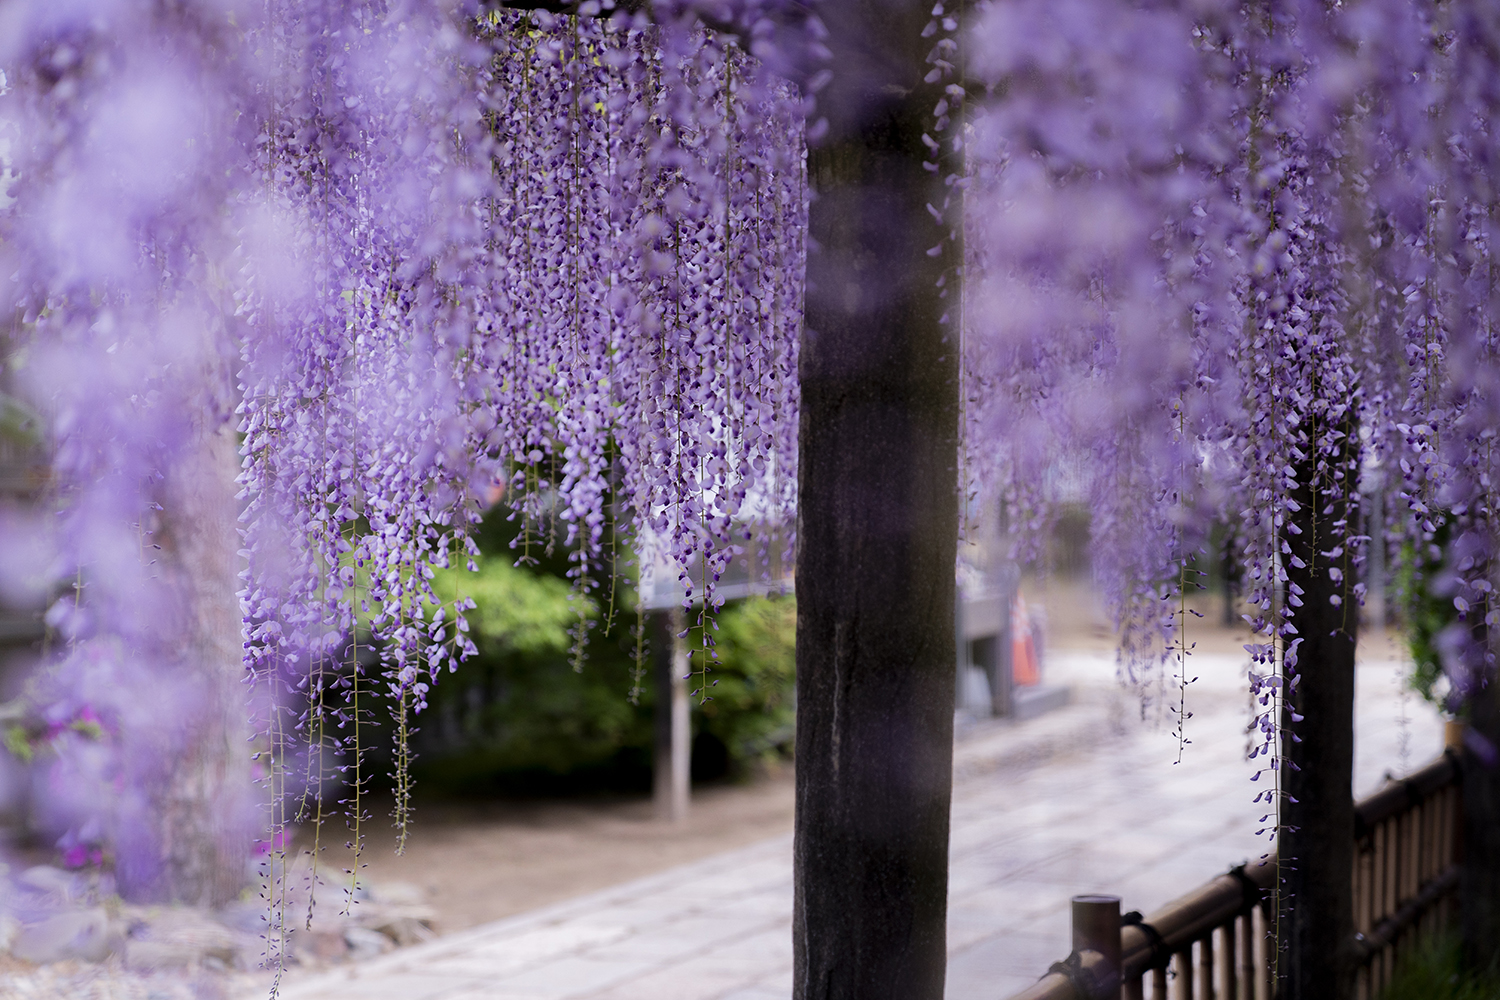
[0,0,261,903]
[0,0,805,907]
[956,0,1498,771]
[6,0,1496,939]
[241,4,805,861]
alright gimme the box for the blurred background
[0,428,1459,986]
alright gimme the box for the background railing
[1007,742,1463,1000]
[1351,748,1462,999]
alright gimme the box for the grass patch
[1382,933,1500,1000]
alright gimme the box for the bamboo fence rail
[1007,745,1463,1000]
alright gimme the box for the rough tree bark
[794,6,960,999]
[116,424,250,905]
[1460,601,1499,970]
[1277,430,1359,1000]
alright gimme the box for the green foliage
[399,494,804,797]
[3,722,33,764]
[697,595,797,770]
[1381,932,1500,1000]
[0,389,41,451]
[1396,521,1459,713]
[432,554,580,660]
[407,515,798,796]
[413,553,654,795]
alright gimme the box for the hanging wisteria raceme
[0,0,264,904]
[1380,3,1500,718]
[957,0,1249,691]
[236,0,507,870]
[235,2,807,884]
[954,0,1497,773]
[470,10,803,649]
[0,0,807,915]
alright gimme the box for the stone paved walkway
[268,649,1443,1000]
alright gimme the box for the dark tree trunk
[1460,602,1499,970]
[1277,439,1359,1000]
[793,7,960,1000]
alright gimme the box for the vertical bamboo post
[1428,795,1438,885]
[1444,718,1465,953]
[1200,932,1215,1000]
[1222,922,1237,1000]
[1071,894,1121,991]
[1395,812,1406,908]
[1353,843,1367,937]
[1437,788,1449,873]
[1425,796,1436,885]
[1407,809,1418,903]
[1381,820,1394,922]
[1259,903,1273,1000]
[1448,784,1459,868]
[1239,912,1255,1000]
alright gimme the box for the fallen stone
[367,914,436,948]
[303,927,348,962]
[123,937,200,971]
[120,908,252,972]
[10,908,117,963]
[15,866,79,901]
[343,925,393,959]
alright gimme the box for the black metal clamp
[1044,950,1118,1000]
[1121,910,1169,971]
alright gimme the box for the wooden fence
[1008,746,1463,1000]
[1351,749,1462,998]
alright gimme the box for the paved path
[271,650,1443,1000]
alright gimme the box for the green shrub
[696,595,796,771]
[405,510,797,796]
[412,553,655,795]
[1381,932,1500,1000]
[1396,520,1459,712]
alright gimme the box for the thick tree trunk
[794,7,960,999]
[1460,608,1499,969]
[116,425,251,905]
[1277,444,1359,1000]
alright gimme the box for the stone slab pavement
[267,650,1443,1000]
